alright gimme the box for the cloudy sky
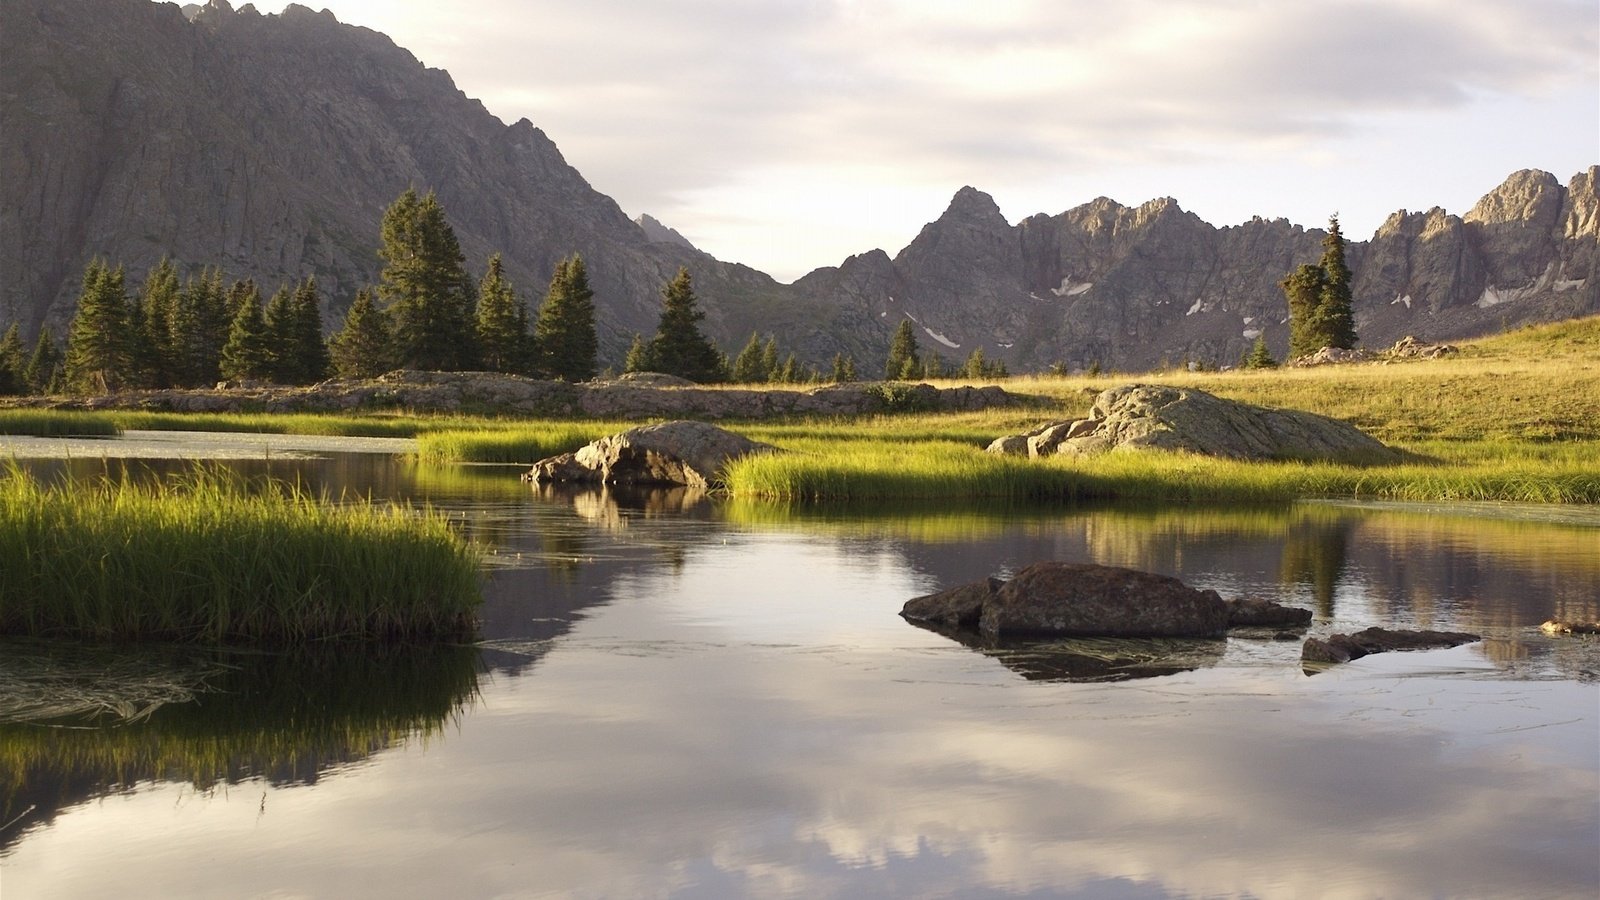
[311,0,1595,281]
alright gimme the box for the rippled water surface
[2,444,1597,899]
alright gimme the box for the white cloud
[307,0,1597,278]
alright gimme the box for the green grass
[0,466,483,643]
[0,409,121,437]
[413,421,629,464]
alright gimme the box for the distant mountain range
[3,0,1595,372]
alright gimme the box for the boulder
[1301,627,1480,667]
[1225,597,1313,628]
[522,421,779,489]
[975,563,1229,639]
[987,384,1397,462]
[901,578,1004,630]
[1539,620,1600,636]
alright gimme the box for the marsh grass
[0,465,482,643]
[0,410,121,437]
[413,421,629,464]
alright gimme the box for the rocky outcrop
[1301,627,1481,667]
[4,371,1020,418]
[522,421,779,488]
[902,563,1236,640]
[987,384,1397,462]
[1225,597,1314,628]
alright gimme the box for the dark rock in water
[901,578,1004,630]
[523,421,779,489]
[987,384,1398,463]
[1225,597,1313,628]
[1540,620,1600,636]
[978,563,1229,639]
[1301,627,1481,668]
[958,634,1226,683]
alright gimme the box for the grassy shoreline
[0,467,482,643]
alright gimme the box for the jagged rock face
[0,0,806,360]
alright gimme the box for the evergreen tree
[263,285,298,382]
[0,323,24,395]
[777,353,800,383]
[732,332,767,383]
[645,268,723,382]
[170,269,230,387]
[1283,215,1357,359]
[534,254,599,381]
[759,337,779,381]
[1241,335,1278,369]
[65,260,134,394]
[1283,263,1328,360]
[828,352,850,383]
[329,288,396,379]
[286,277,331,384]
[475,254,524,374]
[24,327,63,395]
[138,258,181,387]
[963,348,988,379]
[219,287,274,382]
[919,351,945,380]
[886,319,920,380]
[377,188,477,371]
[622,333,652,373]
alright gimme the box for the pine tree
[263,285,297,382]
[65,260,134,394]
[24,327,63,395]
[828,352,850,383]
[777,353,800,383]
[759,337,779,382]
[138,258,181,387]
[378,188,477,371]
[1283,263,1328,360]
[534,254,599,381]
[287,277,331,384]
[963,348,988,379]
[886,319,920,380]
[475,254,524,374]
[919,351,945,380]
[622,333,652,373]
[219,287,274,382]
[646,268,723,382]
[732,332,767,383]
[170,269,230,387]
[1241,335,1278,369]
[1283,215,1357,359]
[329,288,396,379]
[0,323,24,395]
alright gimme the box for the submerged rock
[901,578,1004,631]
[986,383,1397,462]
[1225,597,1314,628]
[522,421,779,489]
[1301,627,1481,667]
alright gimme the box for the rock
[1301,627,1481,667]
[1290,346,1376,367]
[606,372,698,387]
[1225,597,1313,628]
[976,563,1230,640]
[900,578,1004,630]
[1540,620,1600,636]
[989,384,1397,462]
[522,421,779,488]
[1382,335,1459,361]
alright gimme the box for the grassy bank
[0,467,482,642]
[0,410,122,437]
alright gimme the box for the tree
[1284,215,1357,359]
[65,260,134,394]
[829,352,857,383]
[534,254,599,381]
[732,332,768,383]
[474,254,525,374]
[170,268,230,387]
[645,268,723,382]
[285,277,331,384]
[329,288,396,379]
[622,333,652,374]
[137,257,181,388]
[263,285,297,381]
[885,319,920,380]
[1241,335,1278,369]
[24,327,63,395]
[777,353,800,383]
[0,323,24,395]
[377,188,476,371]
[219,284,274,382]
[759,336,779,381]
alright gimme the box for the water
[2,440,1597,898]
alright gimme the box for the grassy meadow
[0,466,482,643]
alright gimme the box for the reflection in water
[1279,510,1352,618]
[0,641,481,852]
[904,618,1229,682]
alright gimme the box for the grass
[0,410,121,437]
[412,421,630,464]
[0,465,483,643]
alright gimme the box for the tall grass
[0,410,121,437]
[0,466,482,642]
[413,421,626,464]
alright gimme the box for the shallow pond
[2,442,1597,898]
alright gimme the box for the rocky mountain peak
[941,186,1008,226]
[1465,169,1564,228]
[635,214,698,251]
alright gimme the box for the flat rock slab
[523,421,779,489]
[1301,627,1481,667]
[988,383,1397,462]
[1225,597,1314,628]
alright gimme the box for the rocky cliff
[3,0,1593,372]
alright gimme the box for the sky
[290,0,1595,282]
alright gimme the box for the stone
[1225,597,1313,628]
[522,421,779,488]
[1301,627,1480,667]
[1539,620,1600,636]
[977,563,1230,640]
[989,384,1398,462]
[900,578,1004,630]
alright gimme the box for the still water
[2,441,1597,899]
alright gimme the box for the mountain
[795,170,1598,372]
[3,0,1594,373]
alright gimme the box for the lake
[1,436,1597,899]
